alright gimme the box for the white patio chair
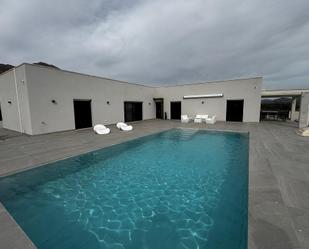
[194,115,202,123]
[181,115,190,123]
[93,124,110,135]
[206,115,216,124]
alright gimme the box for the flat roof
[0,63,155,88]
[0,62,262,88]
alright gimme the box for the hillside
[261,97,292,111]
[0,62,60,75]
[0,64,14,74]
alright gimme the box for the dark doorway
[170,101,181,120]
[156,102,163,119]
[124,102,143,122]
[154,98,164,119]
[0,104,2,121]
[73,100,92,129]
[226,100,244,122]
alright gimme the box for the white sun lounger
[93,124,110,135]
[116,122,133,131]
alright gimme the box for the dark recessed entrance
[73,100,92,129]
[154,98,164,119]
[124,102,143,122]
[170,101,181,120]
[0,103,2,121]
[226,99,244,122]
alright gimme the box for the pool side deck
[0,120,308,249]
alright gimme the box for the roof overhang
[262,89,309,97]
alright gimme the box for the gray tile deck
[0,120,308,249]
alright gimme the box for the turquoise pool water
[0,129,248,249]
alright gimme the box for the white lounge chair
[181,115,190,123]
[116,122,133,131]
[93,124,110,135]
[206,115,216,124]
[194,114,208,123]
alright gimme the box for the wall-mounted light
[183,93,223,99]
[201,101,204,104]
[148,102,151,105]
[107,101,110,105]
[51,99,57,104]
[8,101,12,104]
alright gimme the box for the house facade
[0,63,262,135]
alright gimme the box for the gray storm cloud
[0,0,309,89]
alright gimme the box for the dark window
[226,100,244,122]
[73,100,92,129]
[170,101,181,120]
[124,102,143,122]
[0,104,2,121]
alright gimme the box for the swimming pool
[0,129,249,249]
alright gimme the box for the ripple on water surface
[0,129,248,249]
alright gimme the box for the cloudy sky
[1,0,309,89]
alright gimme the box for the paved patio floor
[0,120,308,249]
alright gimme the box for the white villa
[0,63,308,135]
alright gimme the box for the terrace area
[0,120,308,249]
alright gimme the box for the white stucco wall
[24,64,156,135]
[299,92,309,128]
[0,63,263,135]
[290,111,300,121]
[154,78,262,122]
[0,66,32,133]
